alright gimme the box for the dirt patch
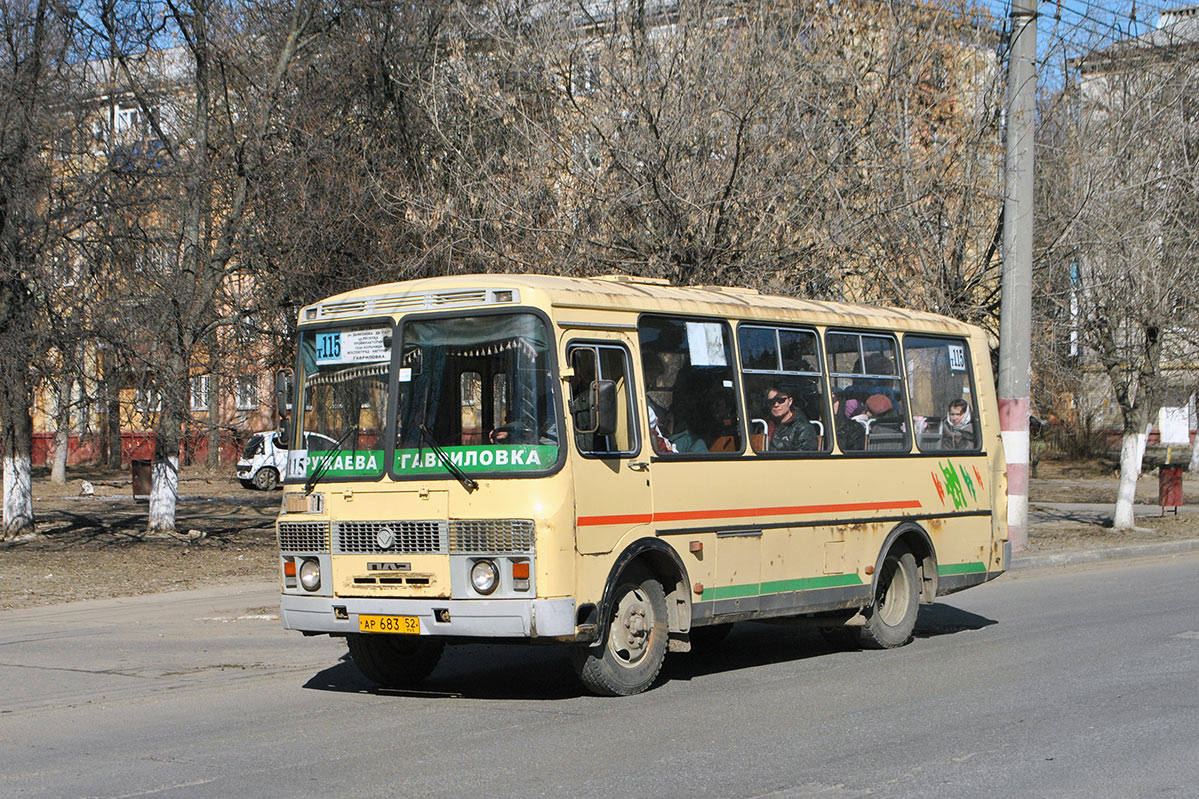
[1021,512,1199,555]
[1,465,278,611]
[1031,458,1199,505]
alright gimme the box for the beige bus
[275,274,1007,695]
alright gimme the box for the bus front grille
[334,521,448,554]
[449,519,535,554]
[278,522,330,553]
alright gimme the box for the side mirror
[594,379,617,436]
[569,378,617,435]
[275,370,292,421]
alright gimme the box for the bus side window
[826,330,911,453]
[904,335,980,453]
[568,343,637,456]
[738,324,829,454]
[639,316,743,456]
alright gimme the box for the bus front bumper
[280,593,577,639]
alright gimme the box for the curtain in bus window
[397,314,557,468]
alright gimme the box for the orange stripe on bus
[577,513,656,527]
[576,500,922,527]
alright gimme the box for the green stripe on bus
[937,561,987,575]
[702,573,864,602]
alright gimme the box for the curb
[1011,538,1199,570]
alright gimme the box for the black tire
[238,479,255,490]
[859,544,919,649]
[572,565,668,696]
[689,622,734,648]
[252,467,279,491]
[346,634,445,688]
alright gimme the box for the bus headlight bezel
[470,559,499,595]
[299,558,321,592]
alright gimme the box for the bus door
[565,338,652,555]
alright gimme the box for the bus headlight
[470,559,499,595]
[299,558,321,591]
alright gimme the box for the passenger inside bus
[832,391,866,451]
[941,399,975,450]
[765,385,820,451]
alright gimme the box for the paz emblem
[376,526,395,550]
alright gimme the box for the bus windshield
[396,313,558,476]
[294,325,391,480]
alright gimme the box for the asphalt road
[2,553,1198,799]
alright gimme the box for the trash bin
[131,458,152,498]
[1158,464,1184,514]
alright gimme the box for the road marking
[196,614,278,622]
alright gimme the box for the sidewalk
[1015,501,1199,570]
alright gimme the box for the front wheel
[252,467,279,491]
[859,544,919,649]
[346,634,445,688]
[572,565,668,696]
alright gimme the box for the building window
[190,375,210,411]
[236,376,258,410]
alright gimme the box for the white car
[237,430,337,490]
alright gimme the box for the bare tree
[0,0,79,537]
[1036,38,1199,528]
[256,0,1004,330]
[83,0,322,533]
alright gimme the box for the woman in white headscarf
[941,399,975,450]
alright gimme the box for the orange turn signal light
[511,562,530,580]
[283,560,297,577]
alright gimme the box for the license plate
[358,614,420,634]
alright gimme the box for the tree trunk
[3,406,35,539]
[50,372,73,484]
[1113,430,1145,530]
[206,377,220,469]
[148,452,179,534]
[147,356,188,535]
[102,347,123,469]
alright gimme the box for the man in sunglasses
[766,386,819,451]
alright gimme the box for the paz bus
[275,274,1007,696]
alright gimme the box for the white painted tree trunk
[147,456,180,534]
[1135,422,1152,474]
[3,454,33,538]
[1189,432,1199,474]
[1113,431,1145,530]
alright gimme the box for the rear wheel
[572,565,668,696]
[252,467,279,491]
[859,544,919,649]
[346,634,445,688]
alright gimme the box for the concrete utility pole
[1000,0,1037,553]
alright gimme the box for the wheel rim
[876,556,911,627]
[608,586,654,668]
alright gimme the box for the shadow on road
[302,602,996,700]
[912,602,998,637]
[1032,504,1115,527]
[304,647,586,700]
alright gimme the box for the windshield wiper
[304,424,359,495]
[419,424,478,492]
